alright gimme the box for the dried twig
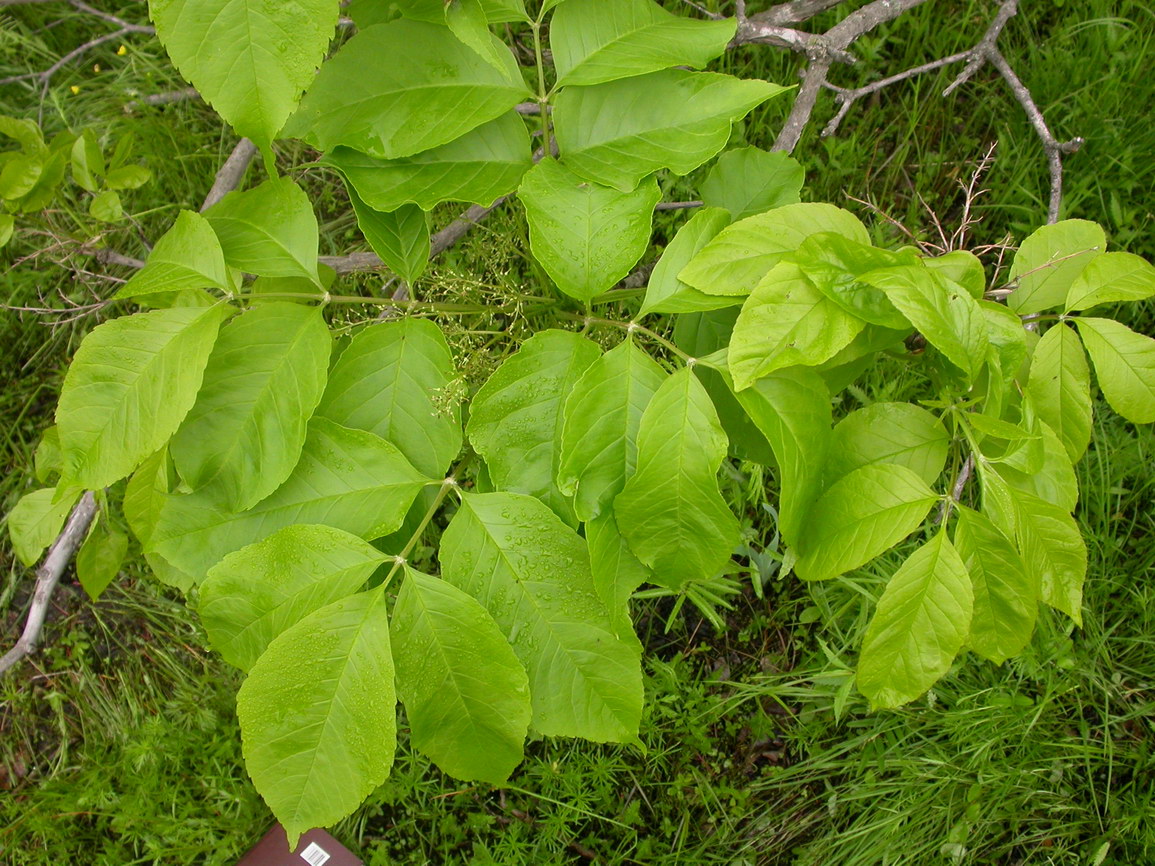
[201,138,259,211]
[937,455,975,524]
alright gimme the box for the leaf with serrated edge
[701,147,804,222]
[829,403,949,487]
[392,565,531,784]
[284,20,529,159]
[467,330,600,524]
[7,487,80,567]
[170,303,331,512]
[795,464,937,582]
[550,0,735,87]
[1026,323,1092,463]
[149,0,338,148]
[439,491,642,742]
[1076,317,1155,424]
[954,505,1037,665]
[200,524,388,671]
[679,203,869,297]
[237,587,395,850]
[56,305,227,491]
[115,211,229,298]
[615,367,740,588]
[150,417,429,582]
[857,532,973,709]
[318,318,461,478]
[1009,219,1104,315]
[557,338,667,521]
[518,159,660,303]
[323,113,532,212]
[640,207,736,315]
[554,70,785,192]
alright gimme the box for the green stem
[557,312,691,362]
[381,478,458,589]
[531,15,551,154]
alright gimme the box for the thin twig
[201,138,259,211]
[123,86,200,112]
[0,492,98,677]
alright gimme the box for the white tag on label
[299,842,331,866]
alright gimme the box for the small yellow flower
[70,85,80,94]
[117,45,127,56]
[93,64,101,73]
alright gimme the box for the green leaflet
[76,515,128,601]
[728,365,831,550]
[860,265,989,382]
[954,506,1037,665]
[1026,323,1092,463]
[553,70,785,192]
[557,338,668,522]
[199,524,389,671]
[640,207,735,315]
[614,367,740,589]
[585,510,649,641]
[71,131,103,192]
[793,233,915,330]
[123,449,172,547]
[979,299,1029,383]
[517,159,660,303]
[33,427,61,484]
[795,464,938,582]
[346,191,430,284]
[467,330,600,524]
[693,364,775,465]
[323,113,532,212]
[446,0,514,74]
[925,250,986,299]
[439,492,643,742]
[284,20,529,159]
[700,146,804,222]
[1008,219,1104,315]
[857,532,973,709]
[56,305,227,491]
[1065,251,1155,311]
[673,307,740,357]
[150,417,429,581]
[996,421,1078,513]
[392,565,532,784]
[1076,317,1155,424]
[203,177,321,284]
[390,0,529,23]
[317,318,462,478]
[1012,488,1086,626]
[237,587,395,851]
[550,0,735,87]
[149,0,338,149]
[7,486,80,567]
[115,211,229,299]
[729,262,866,390]
[828,403,949,487]
[170,303,332,512]
[679,202,869,297]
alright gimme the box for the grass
[2,1,1155,864]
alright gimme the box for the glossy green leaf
[1026,323,1092,462]
[392,565,531,784]
[1065,251,1155,311]
[700,146,804,222]
[347,190,430,284]
[554,70,785,191]
[446,0,511,74]
[76,516,128,601]
[793,233,914,329]
[33,427,61,484]
[640,207,735,315]
[440,491,643,742]
[323,113,532,212]
[204,177,321,284]
[795,464,938,582]
[693,364,774,465]
[829,403,949,486]
[170,303,331,512]
[7,487,80,567]
[199,524,387,671]
[467,329,600,523]
[123,448,172,547]
[557,338,668,521]
[550,0,735,86]
[285,20,528,159]
[729,262,865,390]
[0,115,45,154]
[1076,317,1155,424]
[0,214,13,248]
[679,203,869,297]
[70,131,104,192]
[318,318,462,478]
[89,190,123,222]
[857,532,973,709]
[237,588,395,850]
[149,0,338,148]
[614,367,740,588]
[518,159,660,303]
[0,154,42,200]
[1012,488,1086,626]
[673,307,739,357]
[105,164,152,191]
[925,250,986,299]
[996,422,1078,513]
[392,0,528,23]
[115,211,230,299]
[1008,219,1104,315]
[954,506,1037,665]
[56,305,227,491]
[860,265,988,381]
[585,510,649,641]
[150,418,429,581]
[978,299,1029,382]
